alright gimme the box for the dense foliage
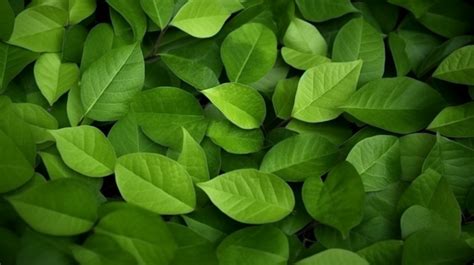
[1,0,474,264]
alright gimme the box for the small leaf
[0,42,38,93]
[292,60,362,123]
[140,0,174,29]
[49,125,117,177]
[197,169,295,224]
[295,249,369,265]
[206,119,264,154]
[7,179,99,236]
[202,83,266,129]
[433,45,474,85]
[295,0,357,22]
[178,128,210,183]
[107,0,147,41]
[283,17,327,55]
[272,77,299,119]
[428,102,474,138]
[80,23,115,72]
[171,0,231,38]
[302,162,365,237]
[281,47,331,71]
[115,152,196,214]
[221,23,277,84]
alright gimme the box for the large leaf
[292,61,362,123]
[302,162,365,237]
[217,226,289,265]
[260,134,339,182]
[34,53,79,106]
[171,0,231,38]
[7,179,99,236]
[295,249,369,265]
[49,125,117,177]
[221,23,277,84]
[433,45,474,85]
[295,0,357,22]
[0,42,38,93]
[342,77,445,134]
[131,87,207,149]
[115,153,196,214]
[197,169,295,224]
[206,119,263,154]
[81,42,144,121]
[107,0,147,41]
[95,208,177,265]
[333,17,385,85]
[8,5,68,52]
[346,135,400,192]
[428,102,474,138]
[140,0,173,30]
[202,83,266,129]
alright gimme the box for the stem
[145,26,168,62]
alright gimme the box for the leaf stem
[145,26,168,63]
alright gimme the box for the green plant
[1,0,474,264]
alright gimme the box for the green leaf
[333,17,385,85]
[295,249,369,265]
[295,0,357,22]
[387,0,435,17]
[422,135,474,207]
[171,0,231,38]
[217,226,289,265]
[433,45,474,85]
[131,87,207,149]
[221,23,277,84]
[400,133,436,181]
[95,208,177,265]
[428,102,474,138]
[161,39,222,90]
[286,119,353,145]
[202,83,266,129]
[283,17,327,55]
[107,0,147,41]
[13,103,58,144]
[30,0,96,25]
[49,125,117,177]
[400,205,457,238]
[281,47,331,71]
[177,128,210,183]
[197,169,295,224]
[346,135,400,192]
[272,77,298,119]
[8,5,68,52]
[0,0,14,40]
[206,119,264,154]
[260,134,339,182]
[302,162,365,237]
[388,32,411,77]
[71,234,137,265]
[358,240,403,265]
[342,77,445,134]
[7,179,99,236]
[292,60,362,123]
[108,113,165,157]
[81,42,144,121]
[0,42,38,93]
[34,53,79,106]
[80,23,115,72]
[140,0,174,30]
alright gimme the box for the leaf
[206,119,264,154]
[272,77,299,119]
[34,53,79,106]
[8,5,68,52]
[286,119,353,145]
[80,23,115,72]
[295,249,369,265]
[422,135,474,206]
[433,45,474,85]
[358,240,403,265]
[49,125,117,177]
[115,152,196,214]
[0,42,38,93]
[177,128,210,183]
[346,135,400,192]
[71,234,137,265]
[217,226,289,265]
[140,0,174,30]
[95,208,177,265]
[342,77,445,134]
[221,23,277,84]
[0,0,14,40]
[202,83,266,129]
[292,60,362,123]
[171,0,231,38]
[161,40,222,90]
[81,42,144,121]
[281,47,331,71]
[283,17,327,55]
[427,102,474,138]
[295,0,357,22]
[131,87,208,149]
[302,162,365,237]
[30,0,96,25]
[387,0,435,17]
[107,114,165,157]
[107,0,147,41]
[333,17,385,85]
[13,102,58,144]
[388,32,411,76]
[260,134,339,182]
[400,205,458,238]
[400,133,436,181]
[197,169,295,224]
[7,179,99,236]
